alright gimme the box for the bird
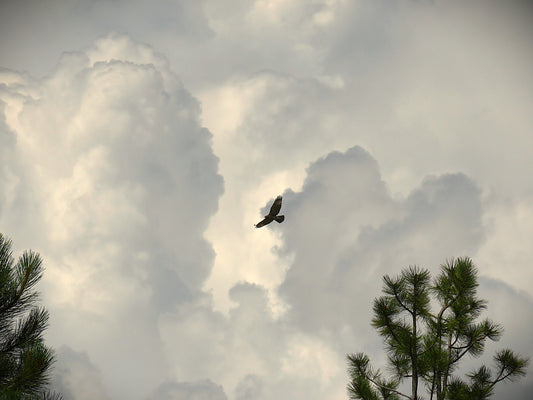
[255,195,285,228]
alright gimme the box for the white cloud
[0,33,223,399]
[1,1,533,399]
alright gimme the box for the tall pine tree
[347,257,529,400]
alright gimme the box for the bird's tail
[274,215,284,223]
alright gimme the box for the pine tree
[347,257,529,400]
[0,233,62,399]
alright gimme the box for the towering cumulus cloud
[2,24,531,399]
[279,146,484,341]
[160,146,489,400]
[0,33,223,399]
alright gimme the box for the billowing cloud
[0,33,223,399]
[278,147,484,341]
[50,346,111,400]
[198,0,533,199]
[162,145,523,400]
[159,280,346,400]
[1,1,532,399]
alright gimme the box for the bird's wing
[268,195,282,216]
[255,217,273,228]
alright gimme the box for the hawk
[255,195,285,228]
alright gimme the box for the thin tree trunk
[412,311,418,400]
[441,333,453,399]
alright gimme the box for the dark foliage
[0,233,62,399]
[347,257,529,400]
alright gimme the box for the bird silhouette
[255,195,284,228]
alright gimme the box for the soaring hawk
[255,195,285,228]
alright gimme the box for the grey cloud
[180,144,491,399]
[465,277,533,399]
[277,145,531,397]
[278,146,484,342]
[159,279,345,400]
[0,0,212,78]
[477,277,533,362]
[273,144,532,398]
[198,0,533,197]
[151,379,227,400]
[234,374,262,400]
[494,381,533,400]
[0,74,45,249]
[227,282,288,370]
[50,346,111,400]
[160,282,286,386]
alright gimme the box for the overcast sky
[1,1,532,399]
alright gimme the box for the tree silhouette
[0,233,62,399]
[347,257,529,400]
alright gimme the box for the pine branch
[420,295,459,358]
[451,335,485,365]
[365,375,411,400]
[392,287,413,316]
[16,268,30,301]
[491,366,510,386]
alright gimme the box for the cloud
[0,90,17,219]
[199,0,533,200]
[234,374,262,400]
[0,33,223,399]
[150,379,227,400]
[1,2,532,399]
[278,146,484,339]
[476,199,533,295]
[159,279,346,400]
[50,346,111,400]
[163,145,521,400]
[0,0,212,78]
[465,277,533,399]
[273,146,532,398]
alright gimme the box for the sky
[1,0,532,399]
